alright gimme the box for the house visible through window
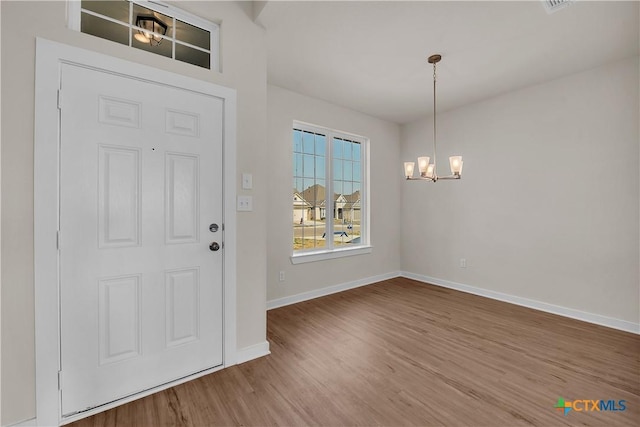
[293,122,368,257]
[70,0,219,71]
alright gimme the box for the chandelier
[134,15,168,46]
[404,54,463,181]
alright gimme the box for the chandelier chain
[432,61,437,172]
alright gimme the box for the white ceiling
[258,0,639,124]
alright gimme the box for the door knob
[209,242,220,251]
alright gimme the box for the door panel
[98,275,141,365]
[59,63,224,415]
[166,153,199,243]
[98,145,141,248]
[165,268,200,347]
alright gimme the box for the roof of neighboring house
[341,191,360,210]
[294,185,361,208]
[343,190,360,204]
[300,184,325,204]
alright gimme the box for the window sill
[290,245,372,265]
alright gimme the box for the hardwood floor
[71,277,639,426]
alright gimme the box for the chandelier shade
[404,162,415,178]
[450,156,463,175]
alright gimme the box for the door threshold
[60,364,224,425]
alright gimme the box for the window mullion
[360,141,366,245]
[326,132,334,251]
[128,2,133,46]
[172,17,176,60]
[68,1,82,31]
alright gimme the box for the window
[69,0,219,71]
[292,122,370,263]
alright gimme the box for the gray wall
[1,1,268,425]
[400,57,639,324]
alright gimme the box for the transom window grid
[293,124,366,254]
[70,0,219,71]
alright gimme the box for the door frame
[34,38,237,426]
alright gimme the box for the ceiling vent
[542,0,575,14]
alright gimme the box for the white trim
[66,1,81,31]
[267,269,639,334]
[0,4,3,421]
[235,341,271,365]
[363,132,371,248]
[34,38,237,426]
[267,271,400,310]
[293,120,366,141]
[401,272,640,335]
[222,87,238,367]
[290,245,372,264]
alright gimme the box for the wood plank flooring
[71,277,639,426]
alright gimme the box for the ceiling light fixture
[404,54,463,182]
[134,14,168,46]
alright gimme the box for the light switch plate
[237,195,253,211]
[242,173,253,190]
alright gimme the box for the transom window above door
[69,0,219,71]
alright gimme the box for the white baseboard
[266,270,638,334]
[401,271,640,335]
[236,341,271,365]
[267,271,401,310]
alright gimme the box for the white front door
[59,63,224,416]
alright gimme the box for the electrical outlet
[279,271,285,282]
[460,258,467,268]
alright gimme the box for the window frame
[291,121,371,264]
[68,0,220,71]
